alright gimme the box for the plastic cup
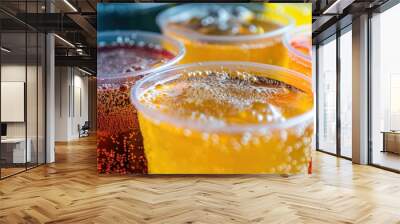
[131,61,314,174]
[97,31,184,174]
[157,4,294,65]
[283,25,312,77]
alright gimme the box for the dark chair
[79,121,90,138]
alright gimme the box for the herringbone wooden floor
[1,136,400,224]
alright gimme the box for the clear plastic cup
[157,4,294,65]
[283,25,312,77]
[97,31,184,174]
[131,61,314,174]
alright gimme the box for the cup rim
[131,61,314,133]
[156,3,295,43]
[97,30,185,80]
[283,25,312,61]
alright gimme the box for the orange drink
[283,26,312,77]
[157,4,294,65]
[131,62,314,174]
[97,31,184,174]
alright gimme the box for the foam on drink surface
[140,70,312,127]
[98,43,174,78]
[168,6,281,36]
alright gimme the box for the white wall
[55,66,70,141]
[71,73,89,138]
[54,67,89,141]
[1,65,26,139]
[1,65,38,138]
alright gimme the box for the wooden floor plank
[0,135,400,223]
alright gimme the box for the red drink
[97,31,184,174]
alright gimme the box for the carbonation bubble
[96,39,176,174]
[167,5,282,37]
[139,70,311,128]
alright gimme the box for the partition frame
[315,24,353,161]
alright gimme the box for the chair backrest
[82,121,90,129]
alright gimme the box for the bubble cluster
[169,6,281,36]
[140,70,312,126]
[139,109,314,174]
[97,75,148,174]
[97,43,175,174]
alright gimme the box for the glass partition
[317,36,337,155]
[371,4,400,171]
[1,30,28,177]
[0,1,46,179]
[339,28,352,158]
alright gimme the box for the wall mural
[97,3,313,174]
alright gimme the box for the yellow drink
[157,4,294,65]
[283,26,312,77]
[131,62,314,174]
[264,3,312,26]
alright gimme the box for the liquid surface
[140,71,312,127]
[98,44,174,78]
[168,6,281,36]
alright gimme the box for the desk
[381,131,400,154]
[1,138,31,163]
